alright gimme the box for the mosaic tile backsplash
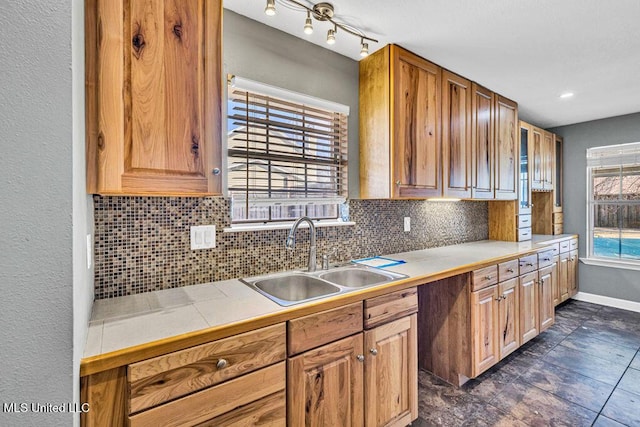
[93,196,488,299]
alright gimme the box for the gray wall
[552,112,640,303]
[224,10,360,196]
[0,1,92,426]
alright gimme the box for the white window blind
[227,76,348,223]
[586,142,640,263]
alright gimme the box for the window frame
[584,142,640,271]
[225,76,349,226]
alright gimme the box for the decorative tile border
[93,196,488,299]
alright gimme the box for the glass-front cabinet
[519,122,532,215]
[554,135,563,211]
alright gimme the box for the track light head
[264,0,276,16]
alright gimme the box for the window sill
[223,220,356,233]
[580,257,640,272]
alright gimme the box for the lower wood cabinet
[471,285,499,376]
[287,294,418,427]
[288,334,364,427]
[364,315,418,427]
[538,264,556,332]
[498,278,520,359]
[519,271,539,345]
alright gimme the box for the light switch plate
[404,217,411,232]
[191,225,216,250]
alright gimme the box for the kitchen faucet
[285,216,316,272]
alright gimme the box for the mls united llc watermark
[3,402,90,414]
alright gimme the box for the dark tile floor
[414,300,640,427]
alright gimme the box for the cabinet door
[531,127,544,190]
[442,70,472,199]
[364,315,417,427]
[552,255,561,306]
[392,47,441,198]
[554,135,564,212]
[519,271,539,345]
[288,334,364,427]
[471,83,494,199]
[471,285,499,376]
[558,252,570,303]
[519,121,532,214]
[543,131,555,190]
[568,250,578,297]
[87,0,222,195]
[494,95,518,200]
[498,278,520,360]
[538,264,556,332]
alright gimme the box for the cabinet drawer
[129,362,286,427]
[548,243,561,256]
[288,302,363,356]
[498,259,519,282]
[518,254,538,274]
[364,287,417,329]
[517,227,532,241]
[128,323,286,414]
[553,223,564,235]
[570,238,578,251]
[472,265,498,291]
[195,390,285,427]
[517,214,532,228]
[538,249,555,268]
[559,239,571,253]
[553,212,564,224]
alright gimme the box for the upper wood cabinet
[360,44,442,198]
[471,83,495,199]
[530,125,554,192]
[85,0,222,195]
[442,71,472,198]
[494,95,519,200]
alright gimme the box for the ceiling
[224,0,640,129]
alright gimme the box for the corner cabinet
[85,0,223,195]
[360,44,442,199]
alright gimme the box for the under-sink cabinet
[288,291,418,427]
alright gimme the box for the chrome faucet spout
[286,216,317,272]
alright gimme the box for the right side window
[587,142,640,263]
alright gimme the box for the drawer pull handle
[522,219,529,223]
[356,354,365,362]
[544,257,551,261]
[216,359,228,369]
[527,263,533,267]
[485,275,492,281]
[507,268,514,273]
[370,348,378,356]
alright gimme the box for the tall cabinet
[85,0,223,195]
[360,44,442,198]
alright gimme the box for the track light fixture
[264,0,276,16]
[263,1,377,56]
[304,11,313,34]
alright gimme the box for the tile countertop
[82,234,577,374]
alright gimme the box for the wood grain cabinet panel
[364,315,418,427]
[364,287,418,329]
[498,278,520,360]
[531,126,544,191]
[558,252,570,304]
[543,130,555,190]
[288,334,364,427]
[538,264,556,332]
[471,285,499,377]
[360,44,442,199]
[471,83,495,199]
[569,249,579,297]
[128,323,286,413]
[494,95,518,200]
[442,70,472,198]
[86,0,222,195]
[519,271,539,345]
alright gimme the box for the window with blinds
[227,76,348,224]
[587,142,640,262]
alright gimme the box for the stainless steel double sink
[241,264,408,306]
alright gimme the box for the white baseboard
[572,292,640,313]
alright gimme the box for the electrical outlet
[191,225,216,250]
[404,217,411,232]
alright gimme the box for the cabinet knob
[212,168,221,176]
[216,359,228,369]
[356,354,365,362]
[495,297,502,302]
[370,348,378,356]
